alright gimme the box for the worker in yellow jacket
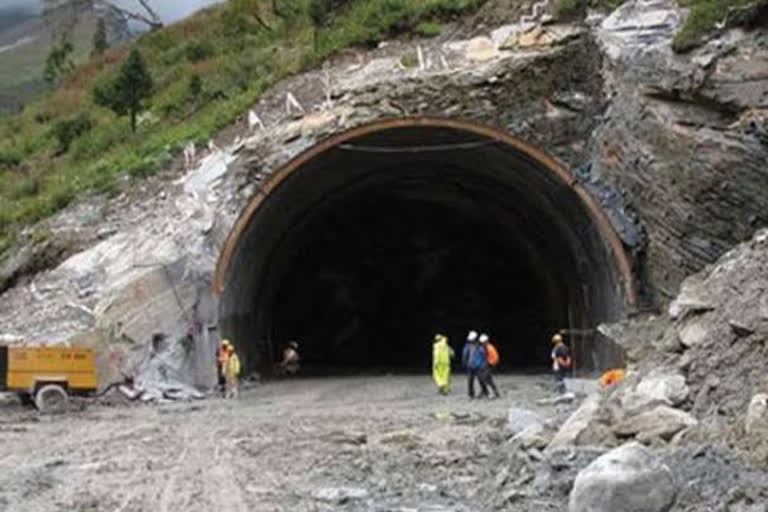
[432,334,454,395]
[224,344,241,399]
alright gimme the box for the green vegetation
[52,113,93,154]
[415,21,443,37]
[0,0,487,260]
[674,0,768,52]
[91,17,108,57]
[43,40,76,85]
[400,53,419,68]
[554,0,623,19]
[93,49,154,132]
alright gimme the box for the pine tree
[93,49,153,132]
[188,74,203,101]
[92,17,108,57]
[43,39,74,85]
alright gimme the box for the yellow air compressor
[0,345,99,413]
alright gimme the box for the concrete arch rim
[212,116,637,309]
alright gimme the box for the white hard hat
[479,334,489,343]
[467,330,478,341]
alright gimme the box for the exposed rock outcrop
[592,0,768,301]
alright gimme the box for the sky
[0,0,222,23]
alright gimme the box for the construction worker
[432,334,454,395]
[462,330,488,399]
[598,368,625,389]
[279,341,300,375]
[225,344,241,399]
[217,339,231,396]
[479,333,501,399]
[551,333,572,394]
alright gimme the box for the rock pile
[558,230,768,460]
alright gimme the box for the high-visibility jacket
[225,353,241,378]
[432,339,452,389]
[598,368,625,388]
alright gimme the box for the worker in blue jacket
[462,330,489,399]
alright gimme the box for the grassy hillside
[0,0,487,259]
[0,0,763,262]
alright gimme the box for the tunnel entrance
[215,118,635,376]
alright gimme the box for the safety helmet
[479,334,489,343]
[467,330,478,341]
[289,341,299,349]
[551,333,563,344]
[221,339,231,347]
[434,333,447,343]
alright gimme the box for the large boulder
[548,395,614,449]
[613,405,698,441]
[635,372,689,407]
[568,442,677,512]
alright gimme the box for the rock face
[569,442,677,512]
[593,0,768,302]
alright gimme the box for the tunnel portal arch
[214,118,636,375]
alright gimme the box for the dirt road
[0,374,577,512]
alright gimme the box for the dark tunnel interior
[217,122,629,376]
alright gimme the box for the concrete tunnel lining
[214,118,636,375]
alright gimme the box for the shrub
[34,111,52,124]
[69,122,127,161]
[189,74,203,100]
[185,40,216,62]
[554,0,623,18]
[0,147,22,168]
[415,21,442,37]
[10,177,41,199]
[52,113,94,154]
[673,0,768,52]
[400,53,418,68]
[143,29,179,52]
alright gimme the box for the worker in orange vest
[598,368,625,388]
[551,333,572,394]
[217,339,231,397]
[479,333,501,399]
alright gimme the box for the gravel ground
[0,374,580,512]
